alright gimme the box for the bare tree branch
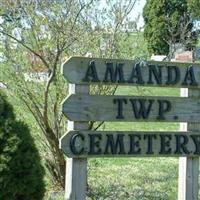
[0,29,50,68]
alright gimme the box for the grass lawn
[87,157,178,200]
[87,86,184,200]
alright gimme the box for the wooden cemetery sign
[60,56,200,158]
[60,56,200,199]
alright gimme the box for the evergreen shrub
[0,92,45,200]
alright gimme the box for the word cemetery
[62,131,200,157]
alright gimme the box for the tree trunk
[46,129,66,188]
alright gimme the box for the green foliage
[143,0,196,55]
[188,0,200,18]
[0,0,148,187]
[0,92,45,200]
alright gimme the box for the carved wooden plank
[60,130,200,158]
[62,94,200,122]
[61,56,200,88]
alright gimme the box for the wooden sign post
[60,57,200,200]
[176,51,199,200]
[178,89,200,200]
[60,84,89,200]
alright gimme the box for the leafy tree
[188,0,200,18]
[143,0,197,57]
[0,91,45,200]
[0,0,144,187]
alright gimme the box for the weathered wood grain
[62,56,200,88]
[178,88,199,200]
[62,94,200,122]
[60,84,89,200]
[61,130,200,158]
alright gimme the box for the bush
[0,92,45,200]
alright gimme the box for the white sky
[130,0,146,28]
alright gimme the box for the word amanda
[83,61,198,86]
